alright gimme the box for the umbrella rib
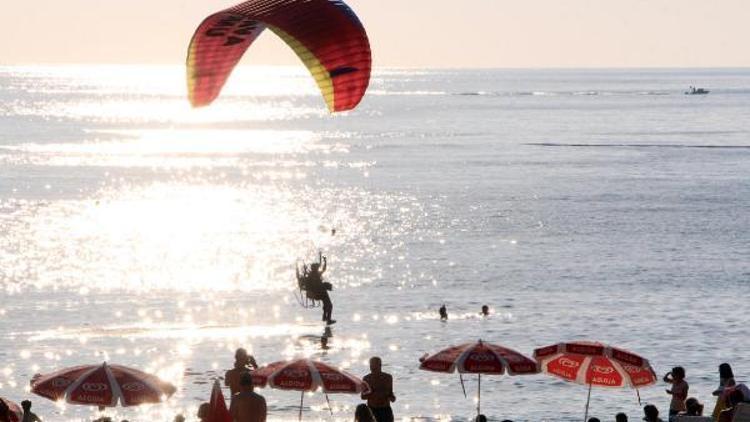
[488,347,509,375]
[63,364,103,406]
[266,362,282,388]
[119,366,165,403]
[105,363,125,407]
[454,343,475,373]
[307,360,323,392]
[611,360,633,388]
[577,356,593,386]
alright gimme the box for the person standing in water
[226,348,259,397]
[439,304,448,321]
[362,357,396,422]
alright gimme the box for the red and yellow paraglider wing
[186,0,371,112]
[187,12,266,107]
[263,0,371,112]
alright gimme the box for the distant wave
[527,142,750,149]
[595,130,745,137]
[453,90,674,97]
[369,90,447,96]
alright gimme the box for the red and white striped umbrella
[419,340,539,415]
[0,397,23,422]
[533,341,657,421]
[253,359,369,420]
[30,362,177,408]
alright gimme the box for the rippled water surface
[1,66,749,421]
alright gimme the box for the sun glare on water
[0,65,431,421]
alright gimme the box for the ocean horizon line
[2,63,750,72]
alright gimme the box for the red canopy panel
[187,0,371,112]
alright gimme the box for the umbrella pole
[325,393,333,416]
[299,391,304,422]
[636,388,642,405]
[477,374,481,417]
[583,382,592,422]
[459,373,467,398]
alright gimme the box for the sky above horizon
[1,0,749,68]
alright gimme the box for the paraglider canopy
[186,0,371,113]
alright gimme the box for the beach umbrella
[0,397,23,422]
[30,362,176,408]
[533,341,657,422]
[253,358,369,421]
[207,379,231,422]
[419,340,539,416]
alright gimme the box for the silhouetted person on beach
[719,389,746,422]
[615,412,628,422]
[713,363,737,418]
[230,373,267,422]
[0,399,10,422]
[226,348,259,396]
[683,397,704,416]
[664,366,688,418]
[439,304,447,321]
[481,305,489,317]
[643,404,663,422]
[362,357,396,422]
[197,402,210,421]
[21,400,41,422]
[354,403,376,422]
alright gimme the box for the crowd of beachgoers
[3,349,750,422]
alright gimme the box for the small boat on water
[685,86,710,95]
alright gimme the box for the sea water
[1,66,749,421]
